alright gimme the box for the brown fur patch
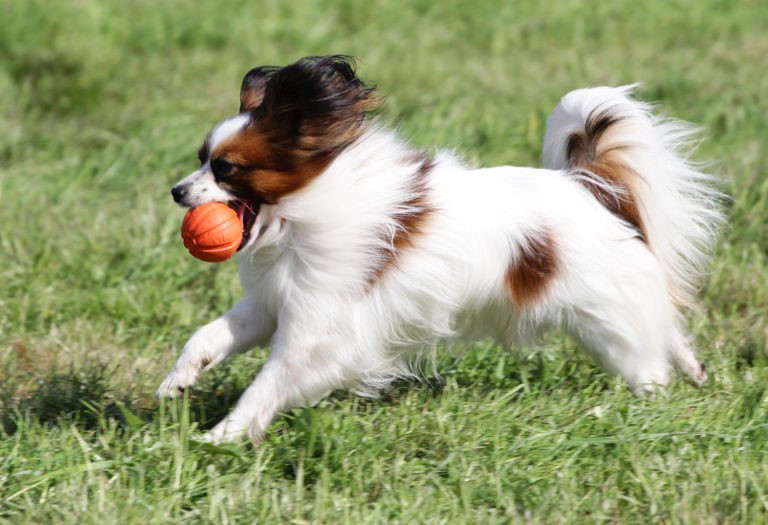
[210,128,332,204]
[208,56,380,204]
[566,110,647,241]
[506,227,559,309]
[367,153,435,287]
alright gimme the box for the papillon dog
[156,55,723,443]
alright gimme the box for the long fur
[157,56,724,443]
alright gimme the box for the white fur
[171,115,250,207]
[157,87,723,443]
[543,85,723,306]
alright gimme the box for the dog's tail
[542,85,724,308]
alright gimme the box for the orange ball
[180,202,243,262]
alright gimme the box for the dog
[156,55,723,443]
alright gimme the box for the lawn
[1,0,767,522]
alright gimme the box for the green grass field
[1,0,767,522]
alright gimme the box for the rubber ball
[180,202,243,262]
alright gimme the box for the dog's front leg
[200,325,350,443]
[155,296,274,398]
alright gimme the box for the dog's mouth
[228,199,261,251]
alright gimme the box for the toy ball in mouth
[180,202,243,262]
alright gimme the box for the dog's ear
[239,66,278,113]
[257,55,380,153]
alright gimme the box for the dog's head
[171,55,379,252]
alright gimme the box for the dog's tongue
[228,200,250,228]
[235,201,247,225]
[228,200,258,250]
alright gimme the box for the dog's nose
[171,185,187,203]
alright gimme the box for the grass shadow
[0,360,252,438]
[0,364,144,435]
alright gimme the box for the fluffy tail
[542,85,724,307]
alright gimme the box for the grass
[1,0,767,522]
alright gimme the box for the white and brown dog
[157,55,723,443]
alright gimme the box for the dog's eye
[211,158,236,180]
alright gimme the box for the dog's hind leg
[562,263,677,396]
[155,296,274,398]
[565,277,707,394]
[568,317,673,397]
[668,323,707,385]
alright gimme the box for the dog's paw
[155,363,200,399]
[693,361,707,385]
[200,417,251,444]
